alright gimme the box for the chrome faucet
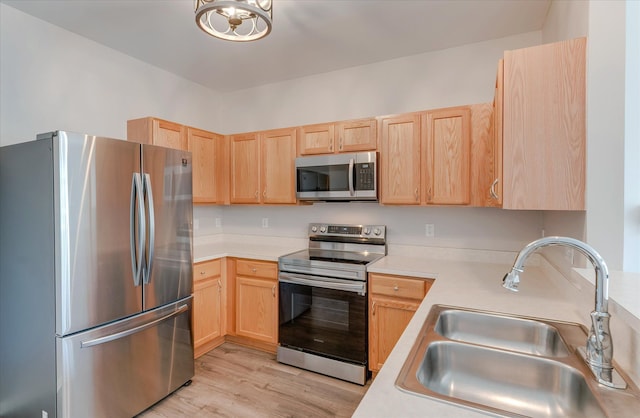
[503,236,626,389]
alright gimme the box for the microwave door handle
[348,158,355,196]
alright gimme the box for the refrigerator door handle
[142,173,155,285]
[80,303,189,348]
[130,173,145,287]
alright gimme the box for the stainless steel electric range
[277,223,387,385]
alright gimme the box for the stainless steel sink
[418,341,605,417]
[434,308,569,357]
[396,305,640,417]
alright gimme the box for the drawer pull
[200,271,206,275]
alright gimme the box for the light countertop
[354,255,640,417]
[193,235,640,417]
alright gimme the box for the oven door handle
[279,272,366,296]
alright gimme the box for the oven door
[278,272,367,365]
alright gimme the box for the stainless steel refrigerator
[0,131,195,417]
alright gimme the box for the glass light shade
[195,0,272,42]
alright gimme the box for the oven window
[297,165,349,192]
[279,281,367,365]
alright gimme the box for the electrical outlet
[262,218,269,228]
[215,217,221,228]
[425,224,435,238]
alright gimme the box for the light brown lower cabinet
[368,273,433,372]
[229,258,279,351]
[193,259,225,358]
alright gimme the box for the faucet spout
[503,236,625,389]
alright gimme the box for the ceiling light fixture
[195,0,272,42]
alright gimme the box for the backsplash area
[194,204,543,252]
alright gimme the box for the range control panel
[308,223,386,241]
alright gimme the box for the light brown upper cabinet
[495,37,586,210]
[298,118,377,155]
[379,113,422,204]
[230,128,297,204]
[230,133,261,203]
[261,128,297,204]
[127,117,187,150]
[187,127,228,204]
[422,107,471,205]
[379,107,471,205]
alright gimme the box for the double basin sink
[396,305,640,417]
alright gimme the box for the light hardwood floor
[137,343,370,417]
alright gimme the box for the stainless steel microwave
[295,151,377,201]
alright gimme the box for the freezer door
[53,132,143,336]
[57,298,194,418]
[141,145,193,311]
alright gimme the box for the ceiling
[2,0,551,93]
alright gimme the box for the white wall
[218,32,542,134]
[0,4,223,146]
[541,0,638,273]
[200,204,542,251]
[207,32,547,251]
[0,2,547,254]
[585,1,627,270]
[624,0,640,271]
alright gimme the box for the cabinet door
[188,128,227,204]
[230,133,261,203]
[422,107,471,205]
[503,37,586,210]
[368,295,420,372]
[298,123,335,155]
[193,277,222,355]
[235,276,278,344]
[126,117,187,150]
[337,118,377,153]
[261,128,297,204]
[152,119,187,150]
[379,114,422,204]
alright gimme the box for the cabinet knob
[393,285,399,291]
[252,268,257,273]
[263,190,267,197]
[414,188,419,201]
[200,271,206,275]
[255,190,259,198]
[272,285,276,297]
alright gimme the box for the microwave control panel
[355,163,375,190]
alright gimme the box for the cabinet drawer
[236,259,277,279]
[369,274,431,300]
[193,259,221,282]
